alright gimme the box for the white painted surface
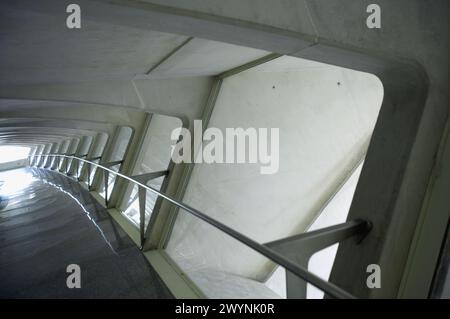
[166,56,383,297]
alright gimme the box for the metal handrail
[28,153,356,299]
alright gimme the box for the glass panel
[122,114,182,227]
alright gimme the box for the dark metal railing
[28,154,371,299]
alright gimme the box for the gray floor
[0,167,173,298]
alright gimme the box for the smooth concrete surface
[144,38,269,79]
[0,3,188,85]
[0,168,172,298]
[0,0,447,299]
[166,57,383,292]
[401,121,450,298]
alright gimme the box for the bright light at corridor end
[0,146,31,164]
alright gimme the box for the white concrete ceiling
[0,2,270,86]
[0,4,189,85]
[141,38,269,79]
[0,1,272,149]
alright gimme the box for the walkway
[0,167,172,298]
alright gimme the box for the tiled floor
[0,167,173,298]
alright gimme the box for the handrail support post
[264,220,371,298]
[131,170,169,248]
[138,186,146,248]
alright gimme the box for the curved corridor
[0,168,172,298]
[0,0,448,302]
